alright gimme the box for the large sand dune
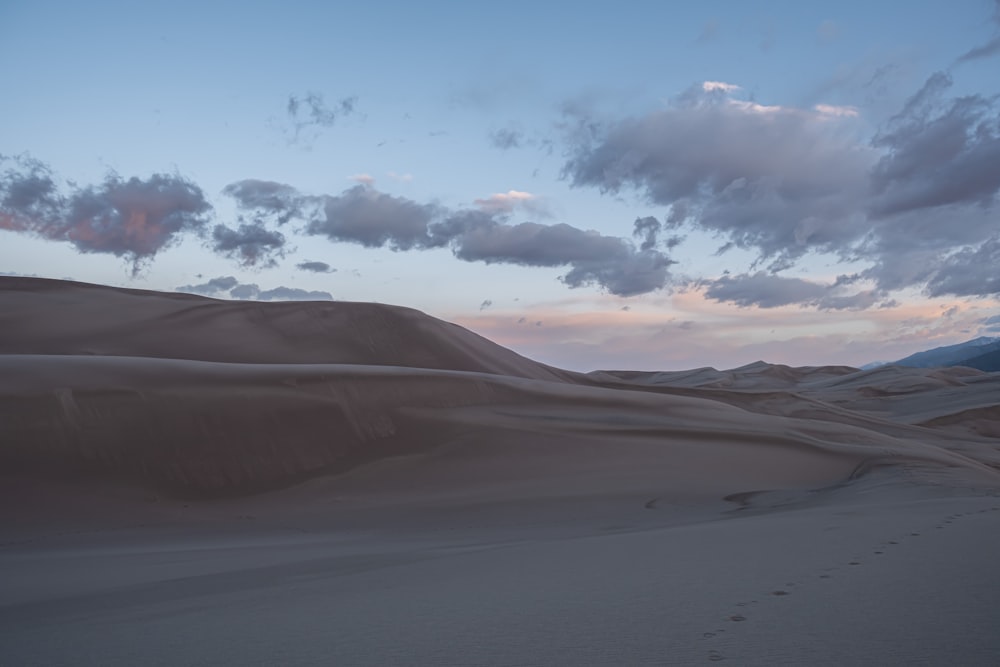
[1,277,999,665]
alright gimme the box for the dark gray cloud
[281,182,675,296]
[211,222,286,268]
[308,185,439,250]
[701,272,887,310]
[1,156,212,273]
[925,238,1000,297]
[452,219,673,296]
[703,272,827,308]
[632,216,661,250]
[479,299,493,310]
[223,180,304,226]
[870,72,1000,218]
[0,155,62,226]
[296,260,335,273]
[563,84,872,267]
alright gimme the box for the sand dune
[2,277,999,666]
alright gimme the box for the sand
[1,277,999,665]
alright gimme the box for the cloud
[702,272,827,308]
[222,179,303,226]
[4,155,671,296]
[473,190,548,216]
[925,238,1000,297]
[869,72,1000,218]
[956,35,1000,63]
[450,219,673,296]
[564,83,873,268]
[201,176,677,296]
[176,275,239,296]
[177,276,332,301]
[255,286,334,301]
[296,260,335,273]
[700,273,890,311]
[285,92,357,144]
[489,127,524,150]
[479,299,493,310]
[350,174,375,186]
[562,75,1000,302]
[814,104,859,117]
[956,2,1000,63]
[702,81,740,93]
[210,222,286,268]
[229,283,260,299]
[308,185,439,250]
[1,155,212,273]
[632,216,661,251]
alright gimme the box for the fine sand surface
[2,277,999,665]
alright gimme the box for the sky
[2,0,999,371]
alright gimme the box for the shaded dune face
[1,277,998,499]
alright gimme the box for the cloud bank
[4,63,999,307]
[561,76,1000,307]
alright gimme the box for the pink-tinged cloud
[473,190,548,216]
[1,157,212,273]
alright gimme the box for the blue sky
[2,0,999,370]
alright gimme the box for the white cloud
[814,103,860,117]
[702,81,740,93]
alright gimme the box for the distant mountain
[960,348,1000,372]
[891,336,1000,370]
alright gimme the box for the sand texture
[2,277,999,665]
